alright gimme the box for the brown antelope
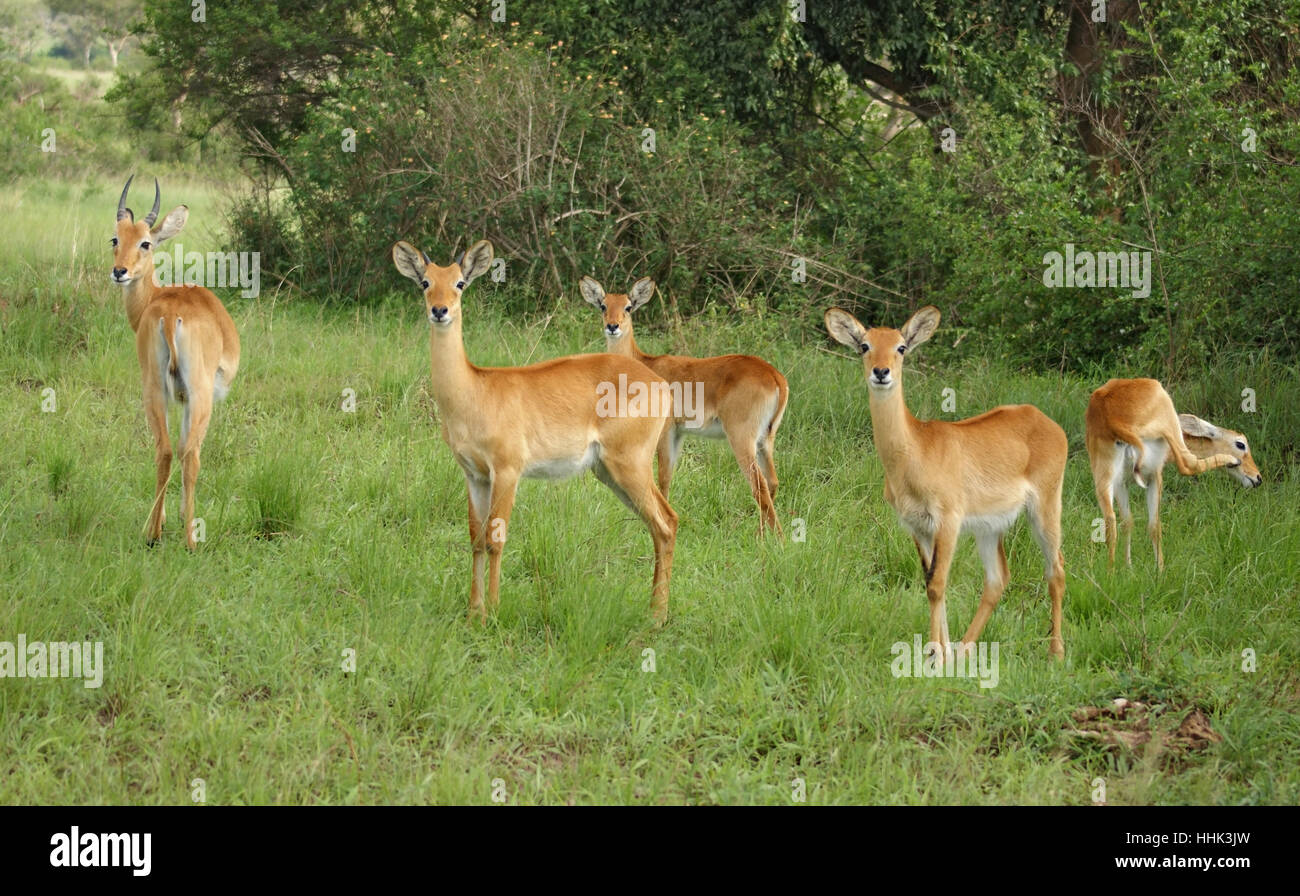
[111,176,240,549]
[579,276,788,536]
[825,305,1068,660]
[1085,377,1260,570]
[393,240,679,622]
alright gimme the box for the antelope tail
[157,316,188,404]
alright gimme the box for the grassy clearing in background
[0,179,1297,804]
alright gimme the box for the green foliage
[814,0,1300,372]
[116,0,455,145]
[102,0,1300,369]
[486,0,795,126]
[0,61,120,178]
[0,54,214,179]
[240,39,798,308]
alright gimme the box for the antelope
[1085,377,1261,570]
[579,276,788,536]
[825,305,1068,660]
[111,176,240,549]
[393,240,679,622]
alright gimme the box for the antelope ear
[824,307,868,352]
[628,277,656,311]
[458,239,494,283]
[392,241,428,285]
[1179,414,1218,440]
[580,276,605,308]
[901,305,940,349]
[151,206,188,243]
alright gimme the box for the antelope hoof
[924,640,951,667]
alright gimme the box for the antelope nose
[112,267,127,278]
[606,324,619,334]
[430,306,448,321]
[872,367,890,381]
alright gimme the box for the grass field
[2,176,1298,804]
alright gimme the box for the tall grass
[0,178,1296,804]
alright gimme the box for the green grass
[1,176,1297,804]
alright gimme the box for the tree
[0,0,46,61]
[113,1,455,146]
[46,0,100,68]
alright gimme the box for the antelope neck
[607,324,649,362]
[121,267,156,333]
[867,377,922,465]
[427,317,482,413]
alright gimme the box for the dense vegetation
[12,1,1294,372]
[98,0,1300,374]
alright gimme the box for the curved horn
[143,178,161,227]
[117,175,135,222]
[420,249,432,266]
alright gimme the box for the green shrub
[233,40,799,313]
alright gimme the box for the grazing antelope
[111,176,240,549]
[393,240,678,622]
[579,276,788,536]
[825,305,1068,660]
[1085,377,1260,570]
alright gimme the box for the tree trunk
[172,90,188,130]
[1062,0,1140,209]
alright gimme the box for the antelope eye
[599,304,606,312]
[455,280,466,290]
[897,345,906,354]
[110,237,118,247]
[859,343,870,354]
[625,305,632,312]
[140,241,152,251]
[1235,440,1246,451]
[420,280,429,289]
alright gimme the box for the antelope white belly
[1117,439,1169,489]
[524,443,599,480]
[961,507,1024,537]
[682,419,726,439]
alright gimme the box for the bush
[232,40,800,313]
[0,60,199,180]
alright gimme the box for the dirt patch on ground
[1066,698,1222,768]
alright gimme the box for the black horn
[421,249,432,266]
[117,175,135,222]
[143,178,161,227]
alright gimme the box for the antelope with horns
[825,305,1068,660]
[580,276,788,536]
[393,240,679,622]
[1085,377,1260,570]
[111,176,240,549]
